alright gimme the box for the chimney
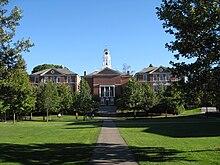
[127,71,130,75]
[84,71,87,76]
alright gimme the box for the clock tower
[102,48,111,68]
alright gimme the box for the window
[110,87,114,97]
[57,76,61,83]
[67,76,71,83]
[143,75,148,81]
[35,77,39,83]
[153,85,158,92]
[101,87,104,97]
[166,74,170,81]
[44,77,48,83]
[105,87,109,97]
[153,74,158,82]
[159,74,164,82]
[51,76,55,83]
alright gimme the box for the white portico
[99,85,115,105]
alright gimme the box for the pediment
[150,66,169,74]
[42,69,62,76]
[96,67,121,75]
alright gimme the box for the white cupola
[102,48,111,68]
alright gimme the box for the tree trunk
[30,112,32,120]
[43,112,45,121]
[4,112,7,123]
[46,109,49,122]
[133,109,136,119]
[13,112,16,124]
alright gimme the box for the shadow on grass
[90,143,199,164]
[0,143,204,165]
[0,143,95,165]
[143,121,220,137]
[116,115,220,138]
[129,146,213,163]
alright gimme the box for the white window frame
[67,76,71,83]
[153,74,158,82]
[44,76,48,83]
[143,75,148,82]
[57,76,61,83]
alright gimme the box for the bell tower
[102,48,111,68]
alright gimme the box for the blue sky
[9,0,174,75]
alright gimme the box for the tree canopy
[31,64,64,73]
[0,1,34,122]
[156,0,220,108]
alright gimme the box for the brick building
[30,68,80,92]
[84,49,131,105]
[135,66,179,92]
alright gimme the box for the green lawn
[116,115,220,165]
[181,108,201,115]
[0,116,102,165]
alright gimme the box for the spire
[102,48,111,68]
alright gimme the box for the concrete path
[89,118,138,165]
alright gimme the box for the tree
[74,79,93,120]
[0,1,33,78]
[31,64,64,73]
[124,77,144,118]
[0,1,34,123]
[2,56,36,123]
[156,0,220,108]
[161,86,185,116]
[38,81,60,122]
[57,84,72,114]
[141,82,157,112]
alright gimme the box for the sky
[8,0,175,75]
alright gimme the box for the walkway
[89,117,138,165]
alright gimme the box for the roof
[30,68,77,76]
[84,67,129,78]
[136,66,169,74]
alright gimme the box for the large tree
[1,56,36,123]
[31,64,64,73]
[0,1,34,122]
[156,0,220,108]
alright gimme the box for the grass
[181,108,201,115]
[0,115,102,165]
[116,115,220,165]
